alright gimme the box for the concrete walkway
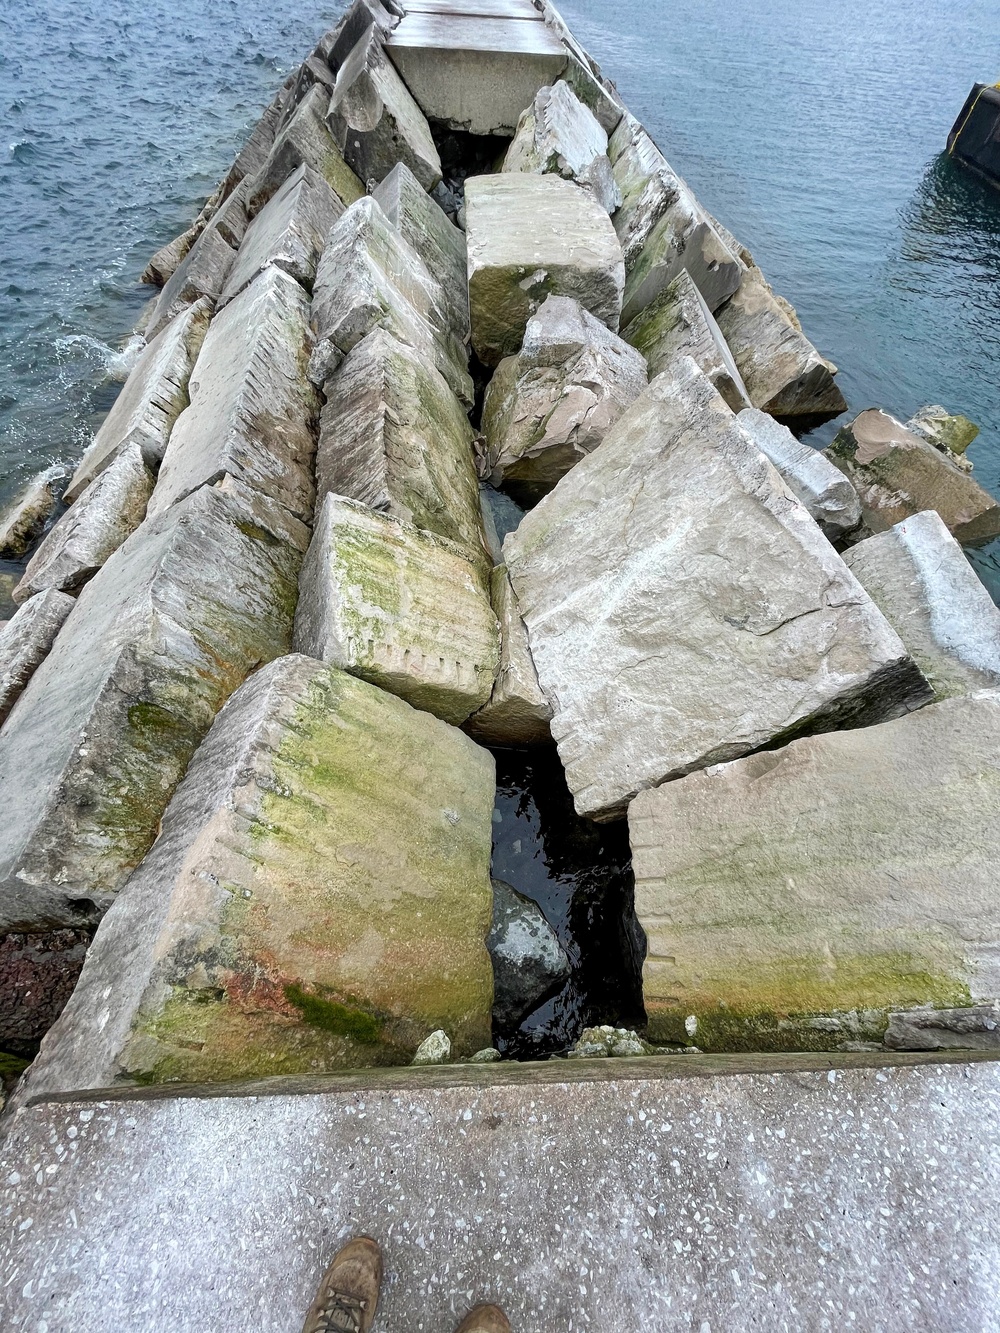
[2,1053,999,1332]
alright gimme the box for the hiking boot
[453,1303,512,1333]
[301,1236,383,1333]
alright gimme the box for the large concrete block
[144,224,236,341]
[0,478,308,940]
[716,265,847,422]
[149,267,319,523]
[465,174,625,366]
[503,81,620,214]
[310,196,473,406]
[0,589,74,726]
[324,0,402,74]
[843,510,1000,698]
[630,692,1000,1049]
[294,493,498,725]
[327,25,442,191]
[0,471,57,559]
[64,299,211,503]
[248,84,366,216]
[825,409,1000,545]
[482,294,647,505]
[315,328,484,561]
[503,358,931,821]
[622,268,749,413]
[465,564,552,745]
[385,11,567,135]
[218,164,344,309]
[21,655,495,1090]
[14,444,154,603]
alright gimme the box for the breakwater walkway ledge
[2,1,1000,1328]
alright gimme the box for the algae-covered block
[630,692,1000,1051]
[0,478,308,940]
[20,655,495,1093]
[466,173,624,366]
[294,493,498,725]
[466,565,551,745]
[248,84,366,216]
[503,81,620,214]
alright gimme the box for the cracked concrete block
[0,589,75,726]
[465,565,552,745]
[503,81,620,214]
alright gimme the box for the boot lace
[313,1291,368,1333]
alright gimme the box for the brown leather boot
[453,1303,512,1333]
[301,1236,383,1333]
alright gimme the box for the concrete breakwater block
[0,470,58,559]
[19,656,495,1093]
[248,84,366,217]
[504,358,931,822]
[630,692,1000,1050]
[844,509,1000,698]
[503,81,620,215]
[482,294,647,506]
[465,564,552,745]
[144,222,236,342]
[64,298,212,503]
[148,267,320,524]
[315,328,485,560]
[465,174,625,366]
[0,589,74,726]
[825,408,1000,546]
[294,494,498,725]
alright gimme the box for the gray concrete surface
[3,1052,999,1331]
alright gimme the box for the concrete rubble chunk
[310,196,473,406]
[737,406,861,540]
[482,294,647,505]
[294,493,499,725]
[715,265,847,422]
[825,409,1000,545]
[465,174,625,367]
[144,225,236,342]
[0,477,308,941]
[503,81,620,214]
[18,655,494,1093]
[568,1025,652,1058]
[14,445,154,603]
[248,84,366,217]
[558,55,624,136]
[623,268,749,413]
[0,471,58,559]
[149,267,319,523]
[327,25,443,192]
[412,1030,454,1065]
[218,164,344,310]
[906,403,979,460]
[315,328,484,561]
[0,590,75,726]
[843,510,1000,699]
[65,299,212,503]
[465,564,552,745]
[373,162,470,337]
[504,358,931,822]
[385,12,567,136]
[884,1004,1000,1051]
[488,878,569,1029]
[630,692,1000,1050]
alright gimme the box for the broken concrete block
[248,84,366,216]
[503,81,620,214]
[327,25,443,191]
[149,267,319,523]
[315,328,484,561]
[0,471,58,558]
[65,299,212,503]
[465,174,625,366]
[622,268,749,413]
[373,162,469,337]
[20,655,494,1090]
[482,294,647,505]
[294,493,498,725]
[141,228,196,288]
[504,358,931,821]
[144,225,236,341]
[737,406,862,540]
[385,11,567,136]
[884,1004,1000,1051]
[0,589,75,726]
[629,692,1000,1050]
[488,878,569,1030]
[218,164,344,310]
[465,565,552,745]
[843,510,1000,699]
[14,445,154,603]
[825,409,1000,546]
[558,54,624,136]
[0,478,308,941]
[310,196,473,406]
[906,404,979,459]
[715,266,847,422]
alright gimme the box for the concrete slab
[3,1052,1000,1331]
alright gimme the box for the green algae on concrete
[17,656,495,1094]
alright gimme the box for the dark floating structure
[948,82,1000,187]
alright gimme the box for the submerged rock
[906,404,979,459]
[248,83,366,216]
[481,294,647,506]
[0,471,58,559]
[465,174,625,366]
[825,409,1000,545]
[412,1030,454,1066]
[504,358,931,821]
[294,493,498,725]
[488,879,570,1031]
[18,657,494,1093]
[503,81,620,214]
[465,565,552,745]
[468,1046,501,1063]
[0,589,75,726]
[630,692,1000,1050]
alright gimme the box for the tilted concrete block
[144,225,236,342]
[247,84,366,216]
[503,81,620,214]
[0,589,74,726]
[465,565,552,745]
[0,471,58,559]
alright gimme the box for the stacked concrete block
[503,81,620,214]
[248,84,366,216]
[0,590,75,726]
